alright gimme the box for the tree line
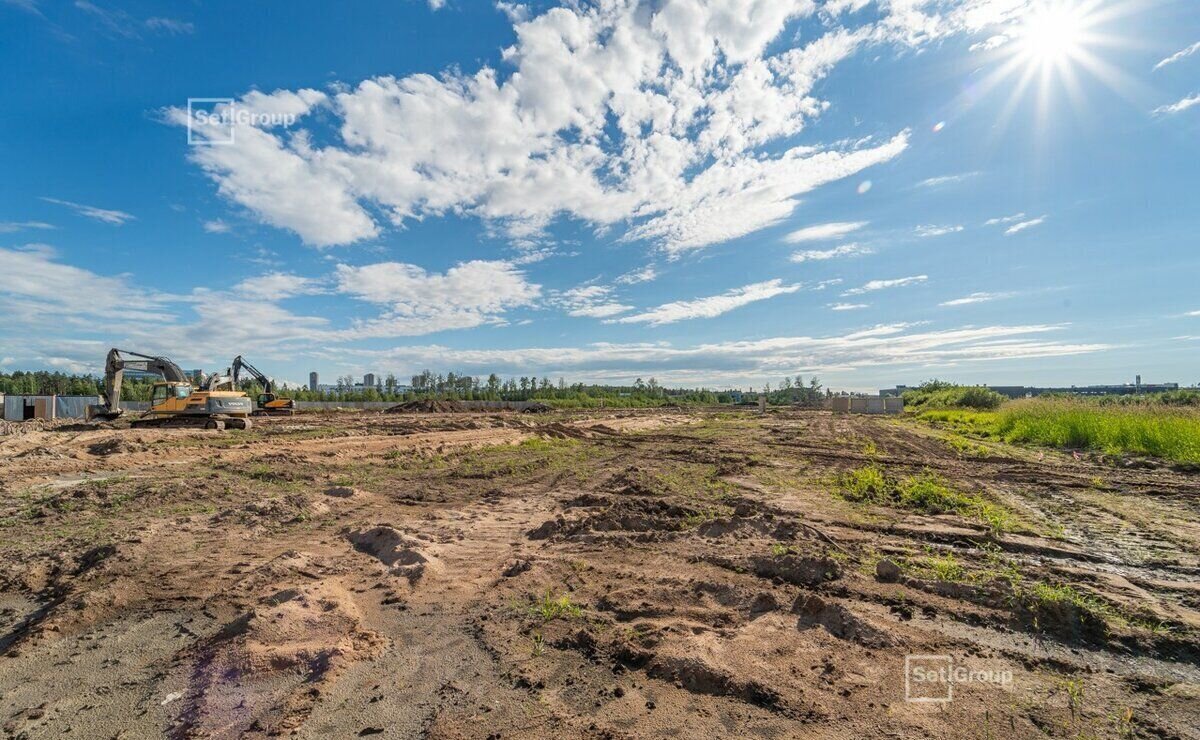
[1,369,828,407]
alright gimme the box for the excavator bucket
[87,403,123,421]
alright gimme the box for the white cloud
[144,17,193,34]
[334,260,540,336]
[428,0,446,9]
[842,275,927,295]
[1184,310,1200,317]
[829,302,868,310]
[0,221,55,233]
[1153,93,1200,115]
[783,220,867,243]
[790,242,871,263]
[233,272,325,301]
[552,284,633,318]
[495,2,529,23]
[970,34,1009,52]
[915,224,964,237]
[614,265,658,285]
[940,291,1016,307]
[613,279,801,326]
[1005,216,1045,235]
[203,219,231,234]
[0,245,171,327]
[917,172,979,188]
[985,212,1025,225]
[338,322,1111,386]
[41,197,134,225]
[167,3,918,254]
[1154,41,1200,71]
[166,90,378,248]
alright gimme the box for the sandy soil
[1,408,1198,738]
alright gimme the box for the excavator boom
[93,348,190,419]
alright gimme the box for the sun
[964,0,1134,130]
[1017,4,1088,69]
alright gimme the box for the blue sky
[2,0,1198,391]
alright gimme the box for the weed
[531,632,545,657]
[770,542,790,557]
[1060,678,1085,720]
[924,552,966,582]
[533,591,583,621]
[1112,707,1135,739]
[680,506,731,529]
[1021,582,1120,628]
[836,465,891,504]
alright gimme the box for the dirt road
[1,409,1198,738]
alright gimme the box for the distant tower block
[309,371,319,392]
[364,373,377,389]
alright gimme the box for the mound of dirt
[386,399,467,413]
[792,594,895,648]
[215,494,328,526]
[521,402,553,414]
[750,554,842,588]
[173,582,386,736]
[346,526,431,582]
[647,654,785,710]
[87,437,147,456]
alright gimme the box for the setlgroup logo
[186,99,298,145]
[905,655,1012,703]
[186,98,236,145]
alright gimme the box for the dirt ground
[1,408,1198,739]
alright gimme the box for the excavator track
[130,415,251,431]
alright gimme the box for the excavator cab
[150,382,194,409]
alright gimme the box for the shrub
[902,383,1005,411]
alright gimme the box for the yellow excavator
[88,348,254,430]
[231,355,296,416]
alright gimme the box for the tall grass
[995,399,1200,464]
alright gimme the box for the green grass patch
[834,465,1015,534]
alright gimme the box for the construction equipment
[231,355,296,416]
[88,348,253,430]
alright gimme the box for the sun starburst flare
[968,0,1141,132]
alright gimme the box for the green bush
[902,383,1005,411]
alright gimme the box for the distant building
[309,371,319,392]
[881,380,1180,399]
[363,373,377,389]
[189,369,203,382]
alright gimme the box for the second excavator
[230,355,296,416]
